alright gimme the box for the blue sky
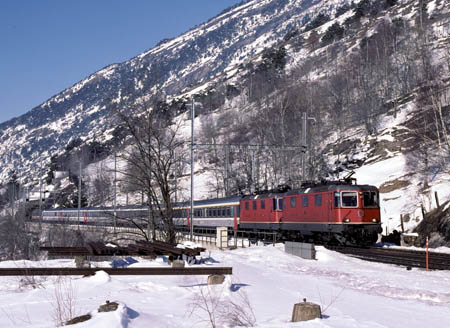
[0,0,243,124]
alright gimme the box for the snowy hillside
[0,244,449,327]
[0,0,449,241]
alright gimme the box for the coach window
[302,195,308,207]
[290,197,296,208]
[253,200,257,210]
[314,194,322,206]
[342,192,358,207]
[334,192,341,208]
[226,207,231,216]
[261,199,265,209]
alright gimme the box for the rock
[291,301,322,322]
[172,259,185,268]
[74,256,90,268]
[98,300,119,313]
[207,274,225,285]
[65,314,91,325]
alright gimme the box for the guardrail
[176,227,278,249]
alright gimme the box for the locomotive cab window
[363,191,379,208]
[245,202,249,211]
[342,192,358,207]
[261,199,265,209]
[334,192,341,208]
[253,200,257,210]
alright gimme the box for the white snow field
[0,244,449,327]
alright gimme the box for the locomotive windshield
[341,192,358,207]
[363,191,379,208]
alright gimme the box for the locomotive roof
[242,184,378,199]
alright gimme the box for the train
[33,179,382,246]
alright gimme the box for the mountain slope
[0,0,351,183]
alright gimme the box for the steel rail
[0,267,232,276]
[327,246,450,270]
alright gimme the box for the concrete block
[284,242,316,260]
[291,301,322,322]
[172,260,185,268]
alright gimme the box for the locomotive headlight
[343,218,351,223]
[372,218,378,223]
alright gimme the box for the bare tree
[113,95,186,243]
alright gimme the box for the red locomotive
[175,178,382,246]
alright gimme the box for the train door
[272,197,283,223]
[313,193,324,222]
[326,192,333,230]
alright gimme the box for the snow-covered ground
[1,244,449,327]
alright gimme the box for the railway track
[327,246,450,270]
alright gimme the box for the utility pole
[225,144,229,196]
[173,152,178,204]
[302,112,316,182]
[77,160,81,230]
[39,164,43,227]
[190,97,195,241]
[114,151,117,234]
[11,177,15,218]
